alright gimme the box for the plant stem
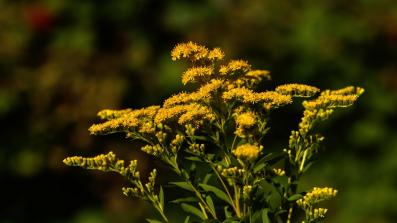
[209,164,239,215]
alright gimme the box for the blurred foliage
[0,0,396,222]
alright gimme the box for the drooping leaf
[181,203,206,220]
[199,183,233,206]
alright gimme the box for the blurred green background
[1,0,396,222]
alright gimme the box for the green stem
[209,164,238,215]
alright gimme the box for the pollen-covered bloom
[276,84,320,97]
[245,70,271,80]
[182,66,214,85]
[171,41,209,61]
[178,104,215,125]
[223,87,261,103]
[303,94,359,110]
[321,86,365,96]
[296,187,338,208]
[63,152,140,179]
[89,106,160,135]
[219,60,251,75]
[236,112,256,127]
[207,47,225,60]
[234,111,257,137]
[233,144,261,161]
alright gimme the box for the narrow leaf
[184,216,190,223]
[169,182,194,192]
[261,209,270,223]
[159,186,164,208]
[287,194,303,202]
[199,183,233,206]
[170,197,197,204]
[205,195,216,217]
[181,203,205,220]
[224,206,232,219]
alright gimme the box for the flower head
[233,144,261,161]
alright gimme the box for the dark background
[1,0,396,222]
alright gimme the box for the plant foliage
[64,42,363,223]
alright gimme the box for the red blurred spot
[24,6,54,33]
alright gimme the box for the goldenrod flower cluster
[64,42,364,223]
[63,152,139,179]
[171,41,210,61]
[219,60,251,75]
[296,187,338,208]
[163,79,224,107]
[188,143,205,154]
[89,106,160,135]
[141,144,164,156]
[276,84,320,97]
[243,185,252,198]
[154,103,215,125]
[272,168,286,176]
[220,166,245,178]
[223,87,292,106]
[232,144,262,161]
[182,66,214,85]
[234,111,257,138]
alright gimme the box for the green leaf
[169,181,194,192]
[287,194,303,202]
[253,162,267,174]
[205,195,216,217]
[261,209,270,223]
[170,197,197,204]
[181,203,206,220]
[224,206,232,219]
[185,156,204,162]
[146,219,163,223]
[184,216,190,223]
[159,186,164,208]
[203,173,213,184]
[199,183,233,206]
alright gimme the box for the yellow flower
[235,111,256,127]
[223,87,260,103]
[182,66,214,85]
[273,168,286,176]
[219,60,251,75]
[97,108,132,120]
[276,84,320,97]
[178,104,215,125]
[303,94,358,110]
[233,144,261,161]
[155,105,190,124]
[208,48,225,60]
[163,92,192,107]
[171,41,209,61]
[296,187,338,208]
[245,70,271,81]
[321,86,365,96]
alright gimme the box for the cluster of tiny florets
[233,144,262,161]
[297,187,338,208]
[64,41,364,223]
